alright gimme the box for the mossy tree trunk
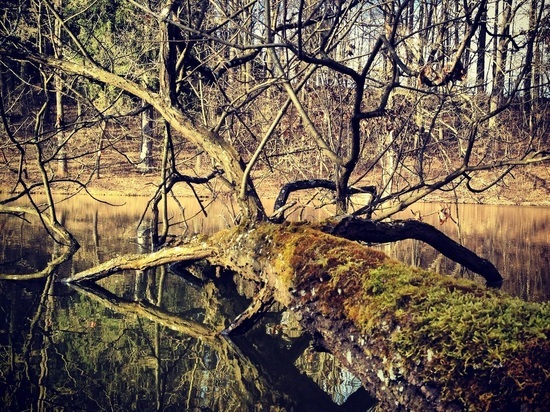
[67,221,549,411]
[210,222,549,411]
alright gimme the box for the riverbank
[1,163,549,207]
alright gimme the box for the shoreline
[2,165,550,208]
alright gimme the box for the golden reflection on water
[1,195,548,301]
[390,203,550,302]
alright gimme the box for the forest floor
[2,160,549,208]
[1,120,549,207]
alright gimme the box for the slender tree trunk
[95,120,106,179]
[159,0,179,105]
[159,122,171,244]
[54,0,67,177]
[55,75,67,176]
[523,0,539,135]
[138,100,154,172]
[476,1,488,91]
[490,0,512,127]
[381,130,396,198]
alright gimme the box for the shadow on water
[1,196,549,410]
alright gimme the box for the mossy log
[211,221,550,411]
[64,220,549,410]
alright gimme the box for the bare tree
[1,1,550,409]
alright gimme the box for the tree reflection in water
[0,266,375,411]
[1,198,548,410]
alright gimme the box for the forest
[1,0,550,410]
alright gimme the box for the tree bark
[65,221,549,411]
[476,1,488,92]
[489,0,513,127]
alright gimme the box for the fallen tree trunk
[211,222,549,411]
[64,221,549,411]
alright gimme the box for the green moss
[266,223,388,312]
[217,222,549,409]
[339,262,550,409]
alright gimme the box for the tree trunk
[54,0,67,177]
[523,0,539,135]
[138,100,154,172]
[95,120,106,179]
[210,222,548,412]
[489,0,512,127]
[476,1,488,92]
[65,221,549,411]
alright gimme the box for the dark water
[0,196,373,411]
[0,196,548,411]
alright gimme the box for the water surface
[0,196,548,411]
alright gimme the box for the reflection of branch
[70,283,220,339]
[69,281,302,408]
[22,275,55,360]
[0,205,79,280]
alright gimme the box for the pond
[0,195,548,411]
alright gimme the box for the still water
[0,196,548,411]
